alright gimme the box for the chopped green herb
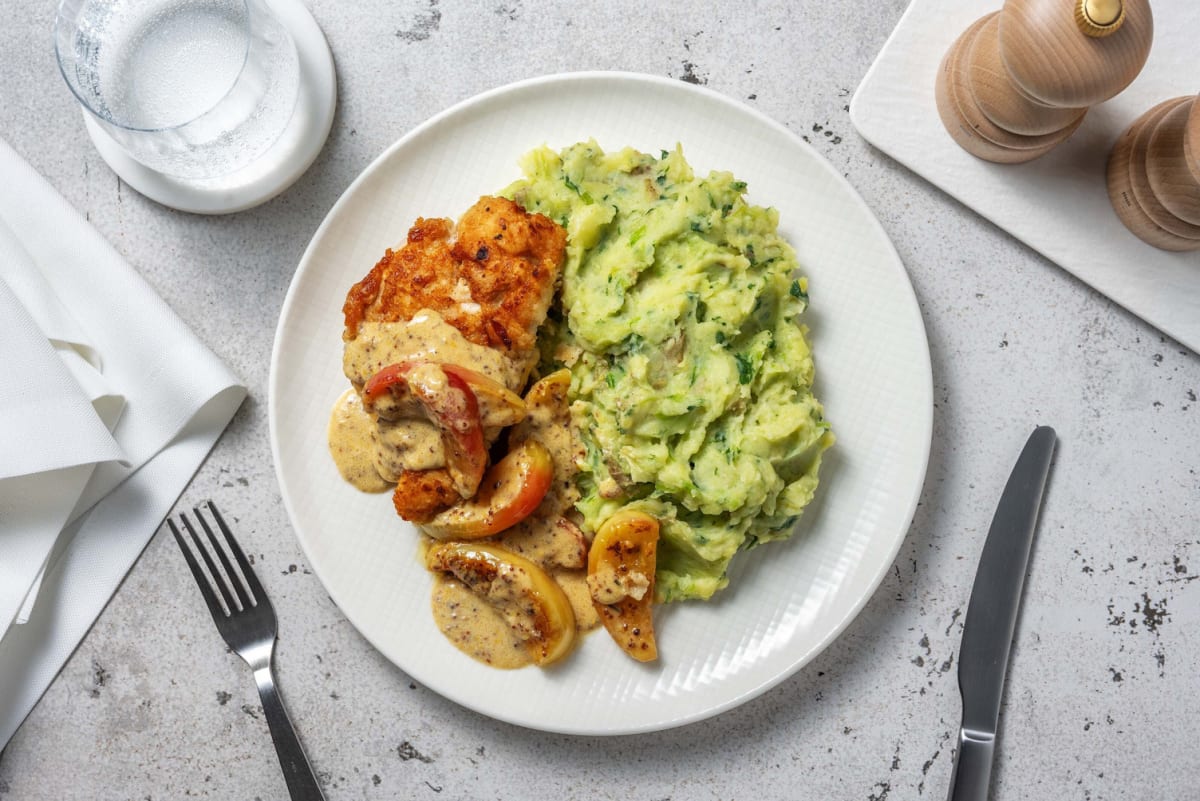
[562,175,593,203]
[734,353,754,384]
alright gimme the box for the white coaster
[82,0,336,215]
[851,1,1200,353]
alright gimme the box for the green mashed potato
[505,141,834,602]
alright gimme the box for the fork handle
[254,666,327,801]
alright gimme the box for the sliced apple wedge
[363,360,525,428]
[522,368,571,410]
[587,509,659,662]
[360,361,424,419]
[440,364,526,428]
[362,361,487,497]
[410,367,487,497]
[421,439,554,540]
[426,541,576,666]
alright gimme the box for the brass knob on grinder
[1076,0,1125,38]
[936,0,1153,164]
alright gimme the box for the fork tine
[179,512,237,615]
[194,504,252,611]
[168,518,229,624]
[206,501,269,609]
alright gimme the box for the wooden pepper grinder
[936,0,1153,163]
[1107,94,1200,251]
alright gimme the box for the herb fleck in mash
[506,141,834,602]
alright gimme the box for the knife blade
[946,425,1056,801]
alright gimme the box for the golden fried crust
[342,196,566,523]
[392,470,460,523]
[342,196,566,358]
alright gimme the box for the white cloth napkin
[0,219,127,628]
[0,138,247,749]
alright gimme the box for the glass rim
[53,0,254,134]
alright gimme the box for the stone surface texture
[1,1,1197,799]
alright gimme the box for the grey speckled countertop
[1,1,1198,799]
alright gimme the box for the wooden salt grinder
[1107,95,1200,252]
[936,0,1154,163]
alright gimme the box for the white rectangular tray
[851,0,1200,353]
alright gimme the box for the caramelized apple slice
[522,368,571,410]
[426,541,576,666]
[421,439,554,540]
[440,364,526,427]
[363,361,525,428]
[408,367,486,497]
[587,509,659,662]
[361,361,420,418]
[362,362,487,497]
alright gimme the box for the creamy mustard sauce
[330,308,527,490]
[507,370,586,526]
[555,570,600,631]
[327,389,392,493]
[333,311,597,669]
[499,517,585,569]
[343,311,521,390]
[524,407,583,509]
[430,578,530,669]
[374,418,442,478]
[428,370,599,668]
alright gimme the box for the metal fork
[168,501,326,801]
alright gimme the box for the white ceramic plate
[269,72,932,735]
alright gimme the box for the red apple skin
[421,439,555,540]
[364,361,524,426]
[440,364,526,425]
[418,369,487,497]
[361,361,487,497]
[361,362,421,419]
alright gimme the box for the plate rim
[268,69,934,735]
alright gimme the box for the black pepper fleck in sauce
[330,309,525,489]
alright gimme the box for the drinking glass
[55,0,301,180]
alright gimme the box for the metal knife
[946,426,1056,801]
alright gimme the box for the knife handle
[946,728,996,801]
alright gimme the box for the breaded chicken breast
[344,196,564,356]
[342,196,566,522]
